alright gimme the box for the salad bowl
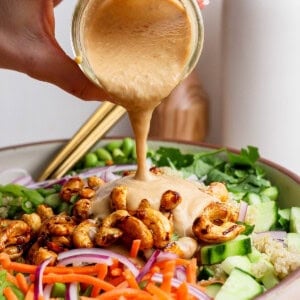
[0,138,300,299]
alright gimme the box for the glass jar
[71,0,204,96]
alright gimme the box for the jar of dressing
[71,0,204,110]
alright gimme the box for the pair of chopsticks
[38,102,126,181]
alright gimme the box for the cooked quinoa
[252,234,300,279]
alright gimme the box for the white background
[0,0,299,175]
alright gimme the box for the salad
[0,137,299,300]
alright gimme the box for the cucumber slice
[215,268,263,300]
[200,235,252,265]
[278,208,291,230]
[206,282,222,298]
[260,186,279,201]
[245,192,261,205]
[287,232,300,253]
[221,255,252,275]
[290,207,300,233]
[245,201,278,232]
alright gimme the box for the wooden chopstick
[49,104,126,179]
[38,102,126,181]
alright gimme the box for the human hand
[0,0,110,101]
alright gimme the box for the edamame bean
[112,148,127,164]
[96,147,113,162]
[122,137,134,157]
[84,152,98,168]
[105,140,123,152]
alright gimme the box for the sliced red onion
[175,265,187,282]
[0,168,33,185]
[57,248,139,277]
[34,257,52,300]
[156,251,178,262]
[43,284,53,300]
[255,231,287,242]
[57,253,113,267]
[136,250,160,282]
[238,201,248,222]
[66,283,79,300]
[151,273,211,300]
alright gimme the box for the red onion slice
[136,250,160,282]
[57,248,139,277]
[57,253,113,267]
[255,231,287,242]
[238,201,248,222]
[34,257,52,300]
[43,284,53,300]
[66,283,79,300]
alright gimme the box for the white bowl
[0,139,299,299]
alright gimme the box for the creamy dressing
[82,0,207,233]
[92,174,215,236]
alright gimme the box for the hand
[0,0,109,101]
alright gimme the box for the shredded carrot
[3,286,18,300]
[15,272,29,294]
[42,273,114,291]
[160,260,176,293]
[186,258,197,284]
[123,269,139,289]
[110,267,123,277]
[91,264,109,297]
[176,281,189,300]
[130,239,141,258]
[146,282,171,300]
[96,287,155,300]
[24,284,34,300]
[5,271,19,287]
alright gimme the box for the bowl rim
[0,137,299,183]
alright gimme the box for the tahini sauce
[82,0,212,235]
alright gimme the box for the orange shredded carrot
[160,260,176,293]
[186,258,197,284]
[146,282,171,300]
[24,284,34,300]
[5,271,19,287]
[91,264,109,298]
[15,272,29,294]
[123,269,140,289]
[3,286,18,300]
[130,239,141,258]
[96,287,155,300]
[176,281,189,300]
[42,273,114,291]
[0,253,107,276]
[110,267,122,277]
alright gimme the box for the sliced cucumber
[245,201,278,232]
[260,186,279,201]
[287,232,300,253]
[206,282,222,298]
[221,255,252,275]
[215,268,263,300]
[200,235,252,265]
[245,192,261,205]
[290,207,300,233]
[250,253,279,290]
[278,208,291,230]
